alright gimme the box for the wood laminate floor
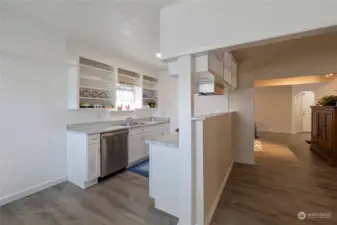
[0,172,177,225]
[3,132,336,225]
[211,132,337,225]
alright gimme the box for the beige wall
[255,86,293,133]
[255,80,337,134]
[230,71,255,164]
[313,77,337,100]
[231,33,337,164]
[201,113,233,224]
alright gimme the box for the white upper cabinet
[67,56,158,110]
[194,51,224,80]
[224,52,237,89]
[194,51,225,94]
[231,57,237,88]
[223,52,231,84]
[208,51,224,79]
[67,57,115,110]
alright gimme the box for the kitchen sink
[119,122,147,127]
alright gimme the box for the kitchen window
[116,85,135,110]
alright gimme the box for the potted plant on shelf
[147,100,157,108]
[317,95,337,106]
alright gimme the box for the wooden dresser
[311,106,337,166]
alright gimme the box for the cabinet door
[208,52,224,79]
[142,135,153,157]
[128,135,143,164]
[87,143,100,181]
[231,58,237,88]
[311,110,318,147]
[323,111,333,152]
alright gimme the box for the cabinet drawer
[129,128,146,136]
[88,134,100,144]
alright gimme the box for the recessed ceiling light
[156,52,162,58]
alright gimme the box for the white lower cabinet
[128,134,143,164]
[128,123,170,165]
[67,122,170,189]
[67,132,101,189]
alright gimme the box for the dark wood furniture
[311,106,337,166]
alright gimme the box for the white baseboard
[257,129,292,134]
[0,176,67,206]
[204,162,233,225]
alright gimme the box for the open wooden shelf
[80,97,112,100]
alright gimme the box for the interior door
[301,92,315,132]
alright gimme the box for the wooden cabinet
[311,106,337,166]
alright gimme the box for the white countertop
[192,112,234,121]
[67,118,170,134]
[145,133,179,148]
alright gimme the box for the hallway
[211,132,337,225]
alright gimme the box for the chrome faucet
[125,117,133,126]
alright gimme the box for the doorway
[300,91,315,132]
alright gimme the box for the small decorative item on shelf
[81,90,91,97]
[317,95,337,106]
[94,104,103,108]
[91,91,99,98]
[80,102,93,108]
[104,105,113,108]
[99,92,108,99]
[125,104,130,111]
[147,100,156,108]
[118,104,123,111]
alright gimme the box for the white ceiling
[2,0,179,70]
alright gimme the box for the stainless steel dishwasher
[100,129,129,178]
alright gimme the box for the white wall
[155,71,230,132]
[230,72,255,164]
[155,71,179,131]
[0,13,68,203]
[194,95,229,116]
[255,86,293,133]
[0,13,159,205]
[161,0,337,60]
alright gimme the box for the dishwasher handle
[101,130,129,138]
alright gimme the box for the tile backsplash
[67,109,156,125]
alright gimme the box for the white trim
[195,120,204,225]
[0,176,67,206]
[257,128,292,134]
[204,162,233,225]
